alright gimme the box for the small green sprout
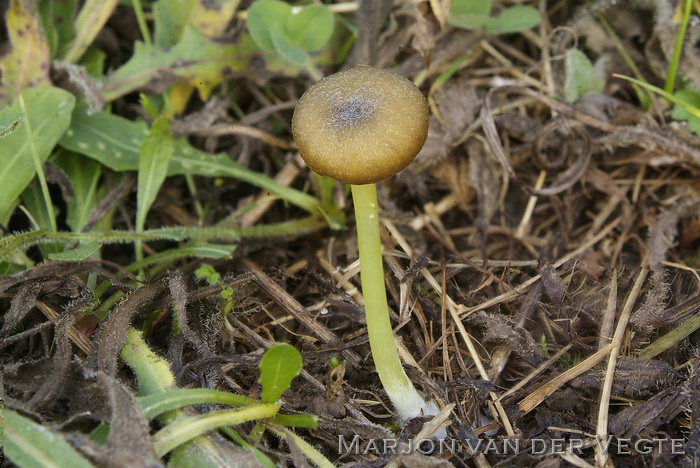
[564,49,606,103]
[195,263,235,330]
[329,356,342,368]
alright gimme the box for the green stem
[303,60,324,82]
[664,0,692,94]
[131,0,152,45]
[19,95,57,233]
[1,216,326,262]
[593,9,652,108]
[184,174,205,221]
[351,184,430,419]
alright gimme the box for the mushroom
[292,66,437,421]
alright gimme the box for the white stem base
[383,372,437,421]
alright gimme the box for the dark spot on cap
[330,97,376,130]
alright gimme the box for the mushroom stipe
[292,66,439,424]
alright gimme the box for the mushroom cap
[292,66,429,185]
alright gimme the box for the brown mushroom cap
[292,66,429,185]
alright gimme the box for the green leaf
[220,287,233,299]
[564,49,606,103]
[0,0,52,106]
[136,118,175,233]
[81,48,107,77]
[5,409,96,468]
[451,0,491,16]
[671,86,700,136]
[258,343,303,404]
[271,29,308,65]
[89,422,111,446]
[54,152,103,232]
[247,0,292,51]
[153,0,196,47]
[485,6,540,34]
[448,0,490,30]
[38,0,76,59]
[448,13,489,30]
[195,263,221,284]
[48,241,101,261]
[287,5,334,51]
[59,104,149,171]
[0,86,75,225]
[59,107,321,215]
[20,180,55,232]
[188,0,242,37]
[103,26,253,101]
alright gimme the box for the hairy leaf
[564,49,606,103]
